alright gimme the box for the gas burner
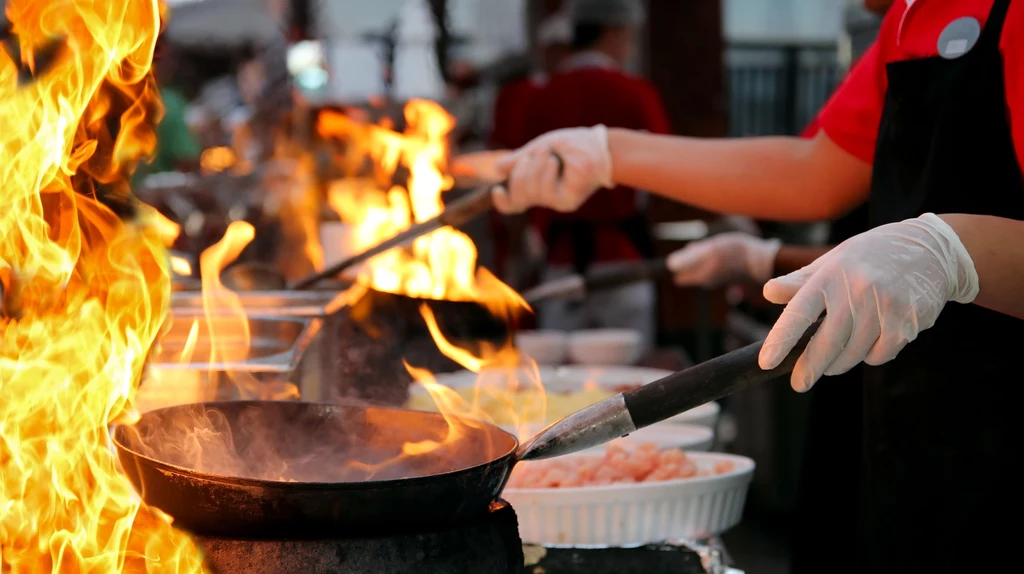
[524,543,721,574]
[195,501,523,574]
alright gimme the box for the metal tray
[169,289,350,401]
[151,314,320,372]
[138,316,321,412]
[170,290,346,319]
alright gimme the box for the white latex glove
[758,213,979,392]
[492,125,613,214]
[667,233,782,287]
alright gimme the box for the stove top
[195,500,523,574]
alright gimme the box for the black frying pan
[113,320,820,538]
[113,401,517,538]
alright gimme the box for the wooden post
[642,0,729,360]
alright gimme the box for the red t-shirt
[491,76,544,150]
[524,66,672,265]
[817,0,1024,172]
[490,76,545,277]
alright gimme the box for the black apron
[790,214,869,574]
[859,0,1024,570]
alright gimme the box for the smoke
[116,401,515,484]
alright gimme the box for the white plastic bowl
[514,330,569,365]
[504,452,754,547]
[567,329,642,366]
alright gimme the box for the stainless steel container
[170,291,347,402]
[140,315,321,413]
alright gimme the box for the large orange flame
[318,101,544,452]
[0,0,205,570]
[196,221,299,401]
[319,100,525,307]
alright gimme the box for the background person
[523,0,671,351]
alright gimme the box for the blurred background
[144,1,883,571]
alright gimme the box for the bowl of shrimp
[503,441,754,547]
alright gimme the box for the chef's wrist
[749,237,783,283]
[606,127,630,187]
[927,213,980,304]
[590,124,614,189]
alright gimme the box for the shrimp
[502,445,733,488]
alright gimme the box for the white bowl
[609,424,714,452]
[504,452,754,546]
[567,329,642,366]
[514,330,568,365]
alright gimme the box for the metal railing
[726,39,842,137]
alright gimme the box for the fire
[198,146,236,175]
[170,256,192,276]
[0,0,206,571]
[197,221,299,401]
[319,100,521,306]
[146,207,182,248]
[413,302,546,442]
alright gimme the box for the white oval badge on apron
[937,17,982,59]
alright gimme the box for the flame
[146,207,181,248]
[198,146,236,175]
[319,100,526,307]
[170,256,192,276]
[0,0,206,571]
[413,304,545,441]
[178,319,200,364]
[197,221,298,401]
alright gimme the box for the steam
[117,402,514,484]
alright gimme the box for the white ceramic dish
[514,330,569,365]
[418,366,721,429]
[567,329,642,366]
[504,452,754,547]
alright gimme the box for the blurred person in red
[490,11,573,290]
[524,0,671,350]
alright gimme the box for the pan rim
[112,399,520,489]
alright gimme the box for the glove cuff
[748,237,783,284]
[918,213,980,304]
[590,124,615,189]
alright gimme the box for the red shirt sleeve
[800,116,821,139]
[817,40,888,164]
[1004,2,1024,173]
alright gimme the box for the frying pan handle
[516,317,824,462]
[584,258,670,292]
[623,317,823,429]
[440,151,564,229]
[439,184,498,229]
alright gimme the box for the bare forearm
[607,129,872,221]
[940,214,1024,320]
[773,245,834,276]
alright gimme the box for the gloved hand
[758,213,979,392]
[667,233,782,287]
[492,125,613,214]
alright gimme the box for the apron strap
[979,0,1012,49]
